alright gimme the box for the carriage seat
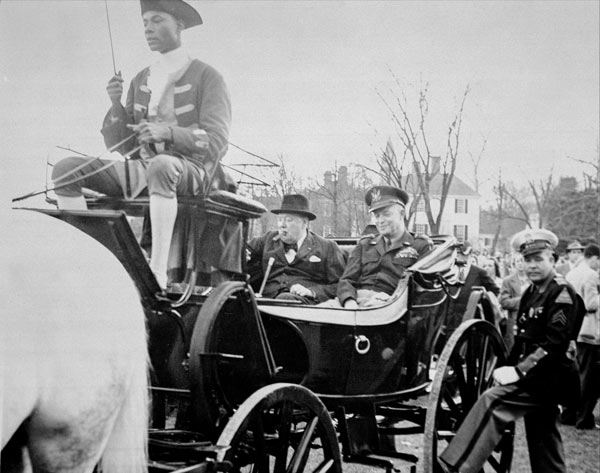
[85,190,267,220]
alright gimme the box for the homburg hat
[566,240,585,252]
[271,194,316,221]
[140,0,202,29]
[365,185,409,212]
[511,229,559,257]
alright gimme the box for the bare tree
[491,170,506,252]
[376,77,471,234]
[567,142,600,240]
[468,137,487,194]
[501,171,555,229]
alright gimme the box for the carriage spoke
[476,336,490,395]
[287,415,319,473]
[313,458,334,473]
[252,411,270,473]
[451,354,468,400]
[274,402,293,473]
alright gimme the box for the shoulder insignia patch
[551,310,567,326]
[555,288,573,305]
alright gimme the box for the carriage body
[25,194,511,473]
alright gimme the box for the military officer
[337,186,431,308]
[439,229,584,473]
[247,194,346,304]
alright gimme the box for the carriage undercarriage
[21,192,513,473]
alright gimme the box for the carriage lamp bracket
[354,334,370,355]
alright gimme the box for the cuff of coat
[516,347,548,376]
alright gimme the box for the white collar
[153,46,190,73]
[296,231,307,251]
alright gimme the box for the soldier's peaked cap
[511,229,559,256]
[140,0,202,29]
[365,185,409,212]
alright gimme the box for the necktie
[283,242,298,252]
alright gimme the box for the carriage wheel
[422,319,512,473]
[215,383,342,473]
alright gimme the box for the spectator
[556,240,585,276]
[447,244,501,332]
[565,243,600,429]
[499,252,530,351]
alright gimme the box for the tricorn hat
[511,229,559,257]
[365,185,409,212]
[271,194,316,221]
[140,0,202,29]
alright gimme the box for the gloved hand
[106,72,123,104]
[493,366,520,385]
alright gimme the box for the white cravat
[147,46,191,117]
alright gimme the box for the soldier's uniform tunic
[337,232,431,306]
[440,272,582,473]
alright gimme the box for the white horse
[1,209,148,473]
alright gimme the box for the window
[454,225,468,242]
[415,224,429,235]
[416,199,426,212]
[454,198,468,214]
[323,204,332,217]
[322,225,333,237]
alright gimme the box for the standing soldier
[438,229,584,473]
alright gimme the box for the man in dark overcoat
[247,194,346,304]
[439,228,584,473]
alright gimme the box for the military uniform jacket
[247,231,346,303]
[508,273,584,403]
[337,232,431,305]
[101,59,231,168]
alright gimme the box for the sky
[1,0,598,207]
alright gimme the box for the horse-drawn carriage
[20,189,513,473]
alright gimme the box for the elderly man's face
[277,214,307,244]
[524,249,555,283]
[143,11,182,53]
[373,204,405,240]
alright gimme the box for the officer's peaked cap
[141,0,202,29]
[511,229,559,256]
[365,185,409,212]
